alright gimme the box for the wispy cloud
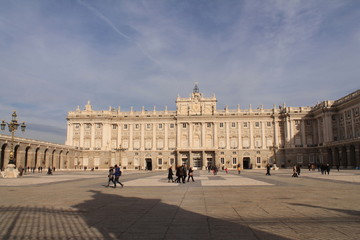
[0,0,359,143]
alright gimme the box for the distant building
[65,85,360,170]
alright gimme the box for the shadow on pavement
[72,190,290,240]
[0,190,291,240]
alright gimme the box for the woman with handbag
[187,167,195,182]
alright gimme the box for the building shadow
[288,202,360,217]
[0,190,293,239]
[71,190,290,240]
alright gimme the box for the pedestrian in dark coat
[266,163,271,176]
[114,165,124,188]
[187,167,195,182]
[106,167,115,187]
[168,166,174,182]
[181,165,187,183]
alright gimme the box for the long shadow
[72,190,291,240]
[0,192,293,239]
[288,202,360,217]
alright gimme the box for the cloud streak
[0,0,359,144]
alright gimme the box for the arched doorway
[1,144,7,171]
[145,158,152,171]
[243,157,251,169]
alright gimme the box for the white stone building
[65,85,360,170]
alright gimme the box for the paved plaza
[0,168,360,240]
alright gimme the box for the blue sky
[0,0,359,144]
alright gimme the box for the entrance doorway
[145,158,152,171]
[243,157,251,169]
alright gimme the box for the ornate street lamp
[1,111,26,178]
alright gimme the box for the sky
[0,0,359,144]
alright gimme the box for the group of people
[107,165,124,188]
[168,165,195,183]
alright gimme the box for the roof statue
[193,82,199,93]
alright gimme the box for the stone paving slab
[0,169,359,239]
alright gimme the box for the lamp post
[1,111,26,178]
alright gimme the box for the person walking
[296,164,301,176]
[106,167,115,187]
[187,167,195,182]
[168,166,174,183]
[266,163,271,176]
[237,165,241,174]
[114,165,124,188]
[181,164,187,183]
[326,164,331,175]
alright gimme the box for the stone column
[261,122,266,149]
[201,123,205,148]
[226,122,230,149]
[346,146,351,168]
[214,122,218,148]
[117,123,122,147]
[164,123,168,150]
[102,122,111,150]
[250,121,254,149]
[189,122,192,147]
[343,112,347,139]
[91,123,95,149]
[238,122,242,149]
[152,124,156,150]
[79,123,84,148]
[177,123,181,148]
[141,123,145,151]
[202,150,207,169]
[274,119,279,146]
[355,146,360,169]
[301,120,306,147]
[16,150,25,168]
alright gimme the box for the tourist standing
[187,167,195,182]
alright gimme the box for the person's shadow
[72,190,290,239]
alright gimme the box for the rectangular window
[267,122,271,127]
[112,124,117,129]
[254,122,260,128]
[221,157,225,164]
[220,123,224,128]
[257,157,261,164]
[135,124,139,129]
[243,122,248,128]
[159,124,163,129]
[146,124,151,129]
[123,124,128,130]
[231,122,236,128]
[183,123,187,128]
[207,123,211,128]
[96,123,101,129]
[232,157,237,165]
[169,123,175,129]
[158,158,163,165]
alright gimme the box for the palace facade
[65,85,360,171]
